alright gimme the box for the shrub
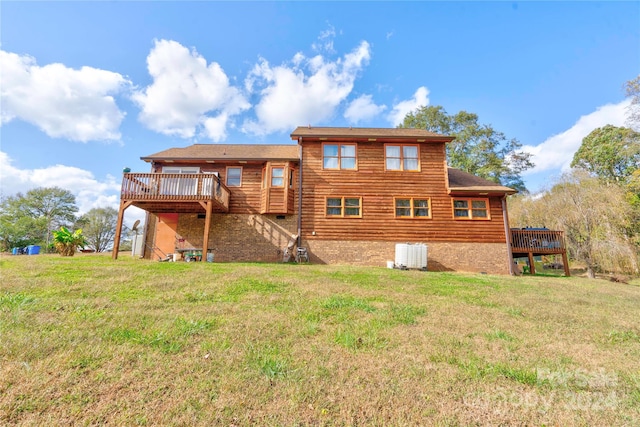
[52,226,87,256]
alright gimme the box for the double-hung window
[385,144,420,171]
[226,166,242,187]
[452,198,490,220]
[323,143,357,170]
[325,197,362,218]
[395,198,431,219]
[271,167,284,187]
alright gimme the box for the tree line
[508,126,639,278]
[0,187,121,253]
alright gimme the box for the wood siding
[260,162,296,214]
[146,162,298,215]
[300,140,507,243]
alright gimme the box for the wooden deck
[113,173,231,261]
[120,173,230,213]
[510,228,569,276]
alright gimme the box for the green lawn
[1,254,639,426]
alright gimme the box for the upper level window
[326,197,362,218]
[226,166,242,187]
[271,167,284,187]
[385,144,419,171]
[162,167,200,174]
[323,143,357,170]
[452,198,490,220]
[395,198,431,219]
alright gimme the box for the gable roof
[291,126,454,141]
[447,167,517,195]
[141,144,299,162]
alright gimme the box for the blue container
[12,247,18,255]
[27,245,40,255]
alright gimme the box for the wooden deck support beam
[527,252,536,275]
[562,251,570,277]
[112,200,133,260]
[201,200,213,262]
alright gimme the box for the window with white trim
[160,166,200,195]
[226,166,242,187]
[323,143,357,170]
[161,167,200,174]
[452,198,490,220]
[325,197,362,218]
[395,198,431,219]
[385,144,420,171]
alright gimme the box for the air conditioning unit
[395,243,428,270]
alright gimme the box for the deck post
[561,251,570,277]
[112,200,132,260]
[527,252,536,275]
[202,200,213,262]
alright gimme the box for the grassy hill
[1,254,639,426]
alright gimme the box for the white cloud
[243,41,371,135]
[312,24,337,54]
[522,99,630,175]
[0,50,129,142]
[132,39,250,142]
[0,151,144,227]
[344,94,387,124]
[387,86,430,126]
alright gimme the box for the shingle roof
[141,144,299,162]
[290,126,453,140]
[447,168,517,195]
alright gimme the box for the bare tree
[509,171,638,277]
[625,75,640,130]
[77,207,118,252]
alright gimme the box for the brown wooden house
[113,126,566,274]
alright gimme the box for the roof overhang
[448,187,518,197]
[290,126,455,144]
[141,156,298,163]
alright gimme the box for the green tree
[571,125,640,184]
[399,105,534,192]
[0,187,78,248]
[0,213,47,251]
[78,207,118,252]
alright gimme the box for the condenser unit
[395,243,428,270]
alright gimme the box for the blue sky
[1,1,638,225]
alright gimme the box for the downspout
[502,195,515,275]
[297,138,303,247]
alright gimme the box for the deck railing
[510,228,566,253]
[121,173,230,208]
